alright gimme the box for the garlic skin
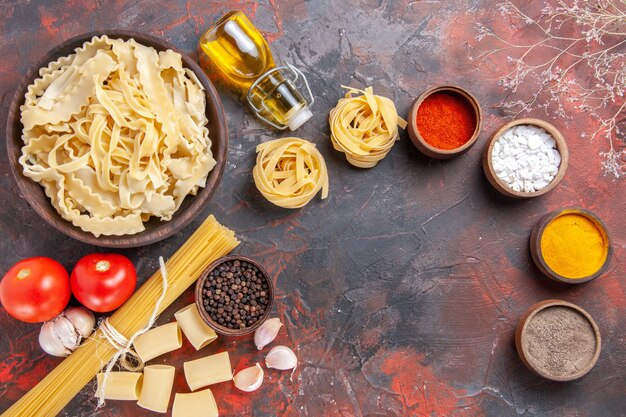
[64,306,95,338]
[265,345,297,371]
[254,318,282,350]
[233,363,264,392]
[38,307,96,357]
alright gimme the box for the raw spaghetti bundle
[329,86,407,168]
[252,137,329,209]
[1,215,239,417]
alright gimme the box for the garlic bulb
[233,363,264,392]
[265,345,297,371]
[254,318,282,350]
[39,307,95,357]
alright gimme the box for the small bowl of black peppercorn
[195,255,274,336]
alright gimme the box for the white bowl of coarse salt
[483,118,569,198]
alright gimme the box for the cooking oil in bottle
[199,11,314,131]
[199,11,274,92]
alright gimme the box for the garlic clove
[39,321,72,357]
[254,318,282,350]
[53,316,80,350]
[64,306,95,339]
[265,345,297,371]
[233,363,264,392]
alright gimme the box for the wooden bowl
[407,85,482,159]
[530,208,612,284]
[482,118,568,198]
[195,255,274,336]
[5,31,228,248]
[515,300,601,381]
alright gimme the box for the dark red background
[0,1,624,416]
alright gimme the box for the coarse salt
[491,125,561,193]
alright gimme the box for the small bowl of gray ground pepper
[195,255,274,336]
[515,299,601,381]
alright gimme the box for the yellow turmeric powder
[540,213,608,279]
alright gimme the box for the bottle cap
[287,108,313,131]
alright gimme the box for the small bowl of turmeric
[407,85,482,159]
[530,208,612,284]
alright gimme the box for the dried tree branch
[469,0,626,177]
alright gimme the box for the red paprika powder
[416,91,477,150]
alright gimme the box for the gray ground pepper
[524,306,596,378]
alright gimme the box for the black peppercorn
[201,258,271,330]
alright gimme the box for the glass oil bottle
[199,11,314,131]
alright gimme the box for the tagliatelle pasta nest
[252,137,329,209]
[19,36,215,237]
[329,86,407,168]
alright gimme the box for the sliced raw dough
[19,36,214,237]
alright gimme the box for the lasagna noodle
[18,35,215,237]
[137,365,175,413]
[174,304,218,350]
[133,322,183,363]
[172,389,219,417]
[95,372,142,401]
[252,137,329,209]
[184,351,233,391]
[329,86,407,168]
[1,215,239,417]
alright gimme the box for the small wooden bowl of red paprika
[408,85,482,159]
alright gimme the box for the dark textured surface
[0,1,624,416]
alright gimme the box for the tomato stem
[17,269,31,280]
[95,260,110,272]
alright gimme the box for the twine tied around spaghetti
[95,256,169,408]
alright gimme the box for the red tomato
[0,257,70,323]
[70,254,136,313]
